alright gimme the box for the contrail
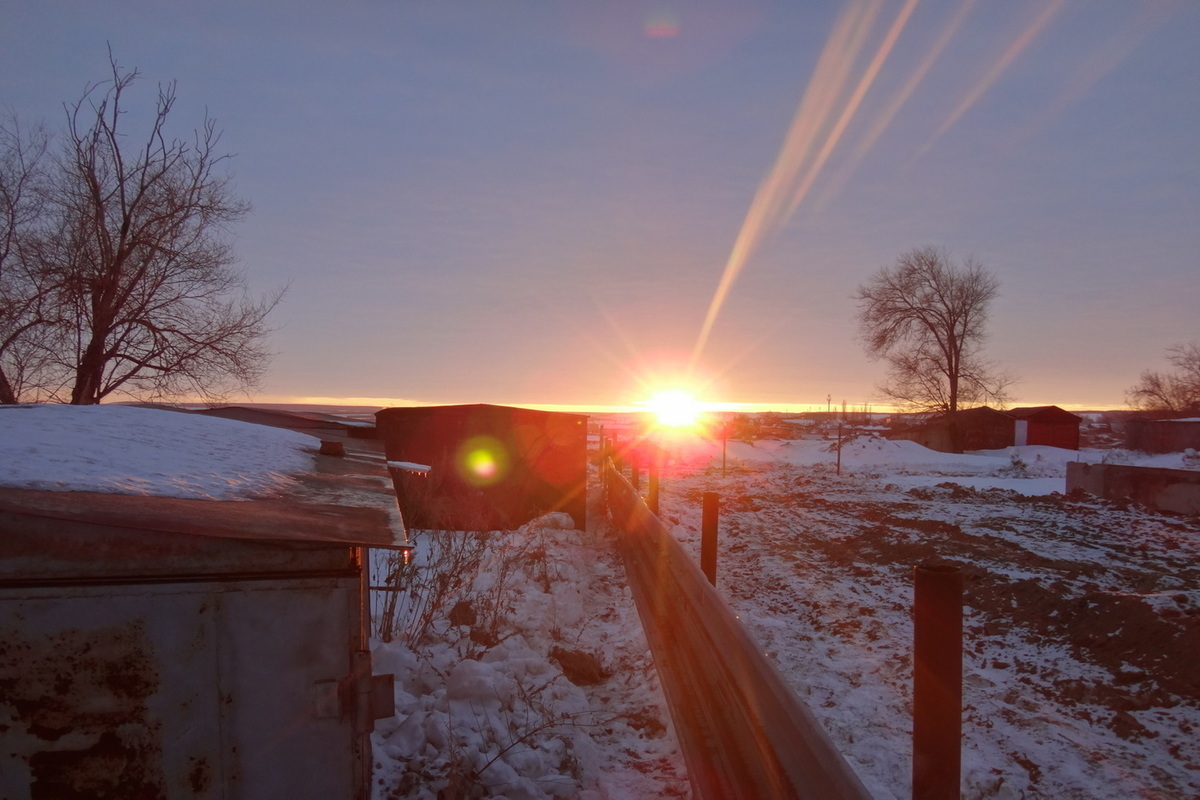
[691,0,914,370]
[919,0,1067,156]
[782,0,921,222]
[817,0,975,210]
[1011,2,1180,145]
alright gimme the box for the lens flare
[457,436,509,487]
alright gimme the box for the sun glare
[646,389,705,429]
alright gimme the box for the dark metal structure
[375,404,588,531]
[0,471,402,800]
[1125,417,1200,454]
[890,405,1082,453]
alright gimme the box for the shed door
[1014,420,1029,447]
[0,578,361,800]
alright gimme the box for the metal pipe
[912,562,963,800]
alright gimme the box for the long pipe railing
[604,457,875,800]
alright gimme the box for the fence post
[630,453,640,492]
[701,492,719,586]
[648,457,660,515]
[912,562,963,800]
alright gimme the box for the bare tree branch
[1127,342,1200,415]
[5,51,284,405]
[0,111,56,403]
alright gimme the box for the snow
[388,460,433,473]
[4,406,1196,798]
[650,435,1200,800]
[368,513,689,799]
[0,404,317,499]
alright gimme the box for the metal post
[912,562,963,800]
[836,422,843,476]
[701,492,719,586]
[600,437,610,510]
[648,457,660,516]
[630,454,640,491]
[722,420,728,476]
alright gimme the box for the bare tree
[1127,342,1200,415]
[0,113,54,404]
[2,53,281,405]
[855,245,1014,414]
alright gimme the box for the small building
[0,409,403,800]
[376,404,588,531]
[1125,418,1200,454]
[888,405,1083,454]
[1008,405,1083,450]
[889,406,1015,453]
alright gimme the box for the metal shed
[889,406,1015,453]
[1008,405,1082,450]
[1125,417,1200,453]
[0,470,401,800]
[375,404,588,531]
[889,405,1082,453]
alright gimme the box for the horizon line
[206,395,1130,416]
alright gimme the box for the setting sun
[646,389,705,428]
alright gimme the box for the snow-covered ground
[3,406,1197,799]
[652,434,1200,800]
[368,513,689,799]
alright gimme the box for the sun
[646,389,705,429]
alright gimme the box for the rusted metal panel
[1,586,219,799]
[0,477,402,549]
[0,510,358,585]
[0,576,367,800]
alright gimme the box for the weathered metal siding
[890,407,1014,453]
[0,512,372,800]
[1126,418,1200,453]
[1025,420,1080,450]
[0,576,365,800]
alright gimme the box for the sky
[2,0,1197,412]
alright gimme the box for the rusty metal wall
[0,576,364,800]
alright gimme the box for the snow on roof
[0,404,318,500]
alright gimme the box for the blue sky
[3,1,1197,411]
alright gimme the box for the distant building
[1008,405,1083,450]
[1125,417,1200,453]
[889,405,1083,454]
[376,404,588,531]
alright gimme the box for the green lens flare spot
[457,436,509,487]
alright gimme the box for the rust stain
[0,621,166,799]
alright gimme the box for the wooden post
[912,562,963,800]
[648,457,660,516]
[701,492,719,586]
